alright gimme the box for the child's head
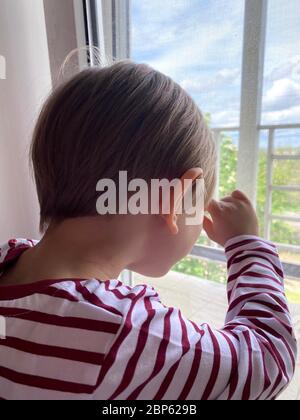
[31,60,217,276]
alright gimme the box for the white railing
[191,123,300,280]
[263,124,300,245]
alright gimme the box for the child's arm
[217,234,296,399]
[102,245,296,400]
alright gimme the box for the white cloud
[132,0,199,55]
[132,0,244,81]
[180,68,240,93]
[210,109,240,127]
[263,54,300,123]
[147,21,234,78]
[267,55,300,82]
[264,0,300,73]
[263,78,300,112]
[262,106,300,125]
[132,0,192,24]
[132,22,180,55]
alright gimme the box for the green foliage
[218,134,238,197]
[256,146,300,245]
[173,257,227,284]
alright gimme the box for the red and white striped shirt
[0,236,297,400]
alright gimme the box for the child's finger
[207,199,222,218]
[203,215,215,239]
[220,195,235,203]
[231,189,251,203]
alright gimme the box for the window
[262,0,300,126]
[259,0,300,270]
[130,0,300,283]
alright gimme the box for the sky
[131,0,300,148]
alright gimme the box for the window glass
[131,0,245,127]
[261,0,300,125]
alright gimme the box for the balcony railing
[191,123,300,281]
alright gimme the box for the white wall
[0,0,52,242]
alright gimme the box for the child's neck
[1,217,140,286]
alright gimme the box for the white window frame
[82,0,130,63]
[237,0,267,204]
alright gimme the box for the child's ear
[160,167,203,235]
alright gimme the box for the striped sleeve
[95,235,297,400]
[219,235,297,399]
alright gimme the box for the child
[0,60,297,400]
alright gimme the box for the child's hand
[203,190,259,247]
